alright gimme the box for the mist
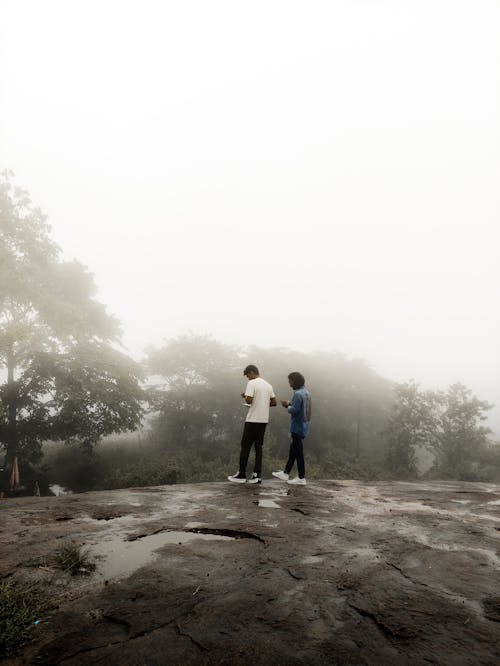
[1,0,498,434]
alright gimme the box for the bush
[96,459,177,489]
[43,440,177,491]
[43,443,100,492]
[321,448,385,481]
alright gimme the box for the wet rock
[2,479,500,664]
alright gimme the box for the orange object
[9,457,20,490]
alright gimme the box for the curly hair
[288,372,305,388]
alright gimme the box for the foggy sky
[1,1,499,432]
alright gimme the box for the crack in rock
[290,507,309,515]
[49,637,128,664]
[348,601,416,640]
[385,561,483,618]
[175,622,207,652]
[185,527,265,543]
[102,614,131,630]
[50,607,204,663]
[287,567,305,580]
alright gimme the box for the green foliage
[0,580,47,657]
[96,458,177,489]
[432,383,493,477]
[322,448,385,481]
[22,320,498,490]
[44,433,387,490]
[0,173,145,488]
[43,439,178,491]
[386,381,494,480]
[384,381,439,477]
[147,334,244,459]
[147,334,395,468]
[43,442,101,492]
[472,443,500,483]
[54,543,96,575]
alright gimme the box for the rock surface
[2,479,500,664]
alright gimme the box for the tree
[147,337,396,471]
[0,172,145,489]
[432,383,493,478]
[146,334,243,459]
[385,380,494,480]
[384,381,438,477]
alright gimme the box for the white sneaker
[247,473,262,484]
[287,477,306,485]
[227,472,246,483]
[272,471,289,481]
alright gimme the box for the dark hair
[288,371,305,389]
[244,365,259,376]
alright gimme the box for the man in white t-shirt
[228,365,276,484]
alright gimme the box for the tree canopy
[385,380,493,479]
[146,333,395,467]
[0,172,145,489]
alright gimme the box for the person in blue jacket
[272,372,311,485]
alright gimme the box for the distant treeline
[40,335,499,493]
[1,173,497,494]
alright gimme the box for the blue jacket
[287,386,311,437]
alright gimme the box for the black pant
[284,433,305,478]
[239,422,267,476]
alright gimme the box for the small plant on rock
[54,542,96,576]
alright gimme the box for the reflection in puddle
[258,499,281,509]
[49,484,72,496]
[90,531,232,580]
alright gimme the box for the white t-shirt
[244,377,276,423]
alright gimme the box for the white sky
[1,1,499,432]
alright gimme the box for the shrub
[321,448,385,481]
[54,543,96,576]
[96,459,177,489]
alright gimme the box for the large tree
[0,172,144,489]
[384,381,439,477]
[385,380,494,479]
[146,334,243,458]
[432,383,493,478]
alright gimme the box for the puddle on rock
[184,521,207,528]
[90,530,232,580]
[80,515,142,525]
[302,555,324,564]
[258,499,281,509]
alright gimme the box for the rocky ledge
[2,479,500,664]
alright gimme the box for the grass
[0,580,47,657]
[0,544,96,656]
[54,542,96,576]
